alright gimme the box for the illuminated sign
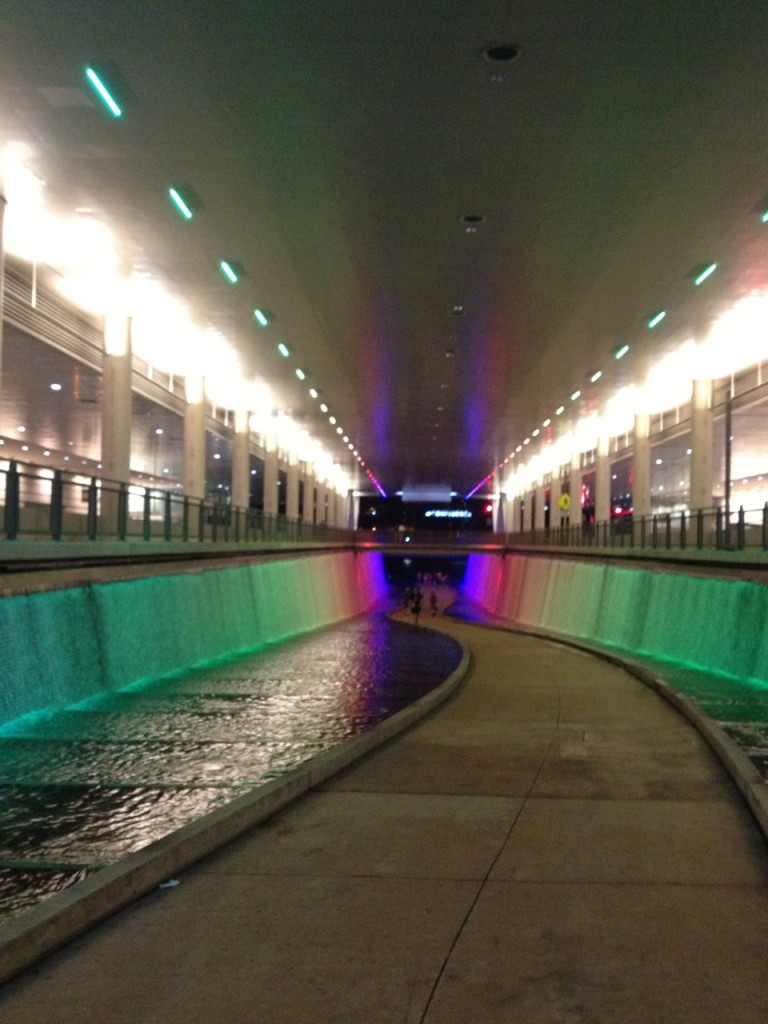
[424,509,472,519]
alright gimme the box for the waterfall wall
[463,552,767,683]
[0,551,386,725]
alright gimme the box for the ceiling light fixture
[647,310,666,329]
[571,389,581,401]
[320,403,328,412]
[84,67,122,118]
[295,368,306,381]
[615,344,630,360]
[168,187,194,220]
[692,262,717,286]
[253,308,269,326]
[219,260,240,284]
[277,342,290,357]
[590,370,602,383]
[309,387,318,398]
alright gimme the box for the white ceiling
[2,1,768,497]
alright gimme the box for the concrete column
[633,412,651,518]
[231,408,250,511]
[101,314,132,484]
[595,433,611,524]
[286,457,300,520]
[263,446,279,517]
[495,491,506,533]
[550,473,564,528]
[302,463,316,522]
[0,192,6,389]
[346,488,357,530]
[569,451,581,526]
[690,378,714,512]
[534,481,547,530]
[316,479,327,525]
[183,375,206,500]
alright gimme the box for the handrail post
[665,512,671,549]
[4,461,19,540]
[87,478,99,540]
[49,469,63,540]
[164,491,172,541]
[198,499,205,541]
[143,487,152,540]
[696,508,704,549]
[679,510,686,550]
[182,496,190,541]
[715,506,723,549]
[763,503,768,551]
[117,482,128,540]
[737,505,746,550]
[651,514,658,548]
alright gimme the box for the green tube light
[278,342,290,357]
[693,263,717,286]
[85,67,122,118]
[220,261,239,284]
[614,344,630,360]
[168,188,193,220]
[648,311,666,329]
[253,308,269,326]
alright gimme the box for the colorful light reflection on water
[0,613,461,923]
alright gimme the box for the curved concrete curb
[457,614,768,844]
[0,637,471,987]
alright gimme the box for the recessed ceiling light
[320,403,328,412]
[295,368,306,381]
[253,308,269,326]
[278,342,290,357]
[451,305,465,316]
[647,310,666,329]
[329,415,336,424]
[50,382,62,391]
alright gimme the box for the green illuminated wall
[464,552,768,683]
[0,551,386,725]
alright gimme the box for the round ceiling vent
[482,45,520,64]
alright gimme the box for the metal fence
[0,459,351,546]
[505,506,768,554]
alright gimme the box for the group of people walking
[402,586,439,624]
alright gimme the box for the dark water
[0,613,461,923]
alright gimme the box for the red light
[484,503,493,514]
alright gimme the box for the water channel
[0,609,462,923]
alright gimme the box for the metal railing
[507,505,768,554]
[0,460,351,546]
[356,506,768,557]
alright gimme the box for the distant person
[411,588,423,624]
[428,590,439,616]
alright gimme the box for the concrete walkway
[1,613,768,1023]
